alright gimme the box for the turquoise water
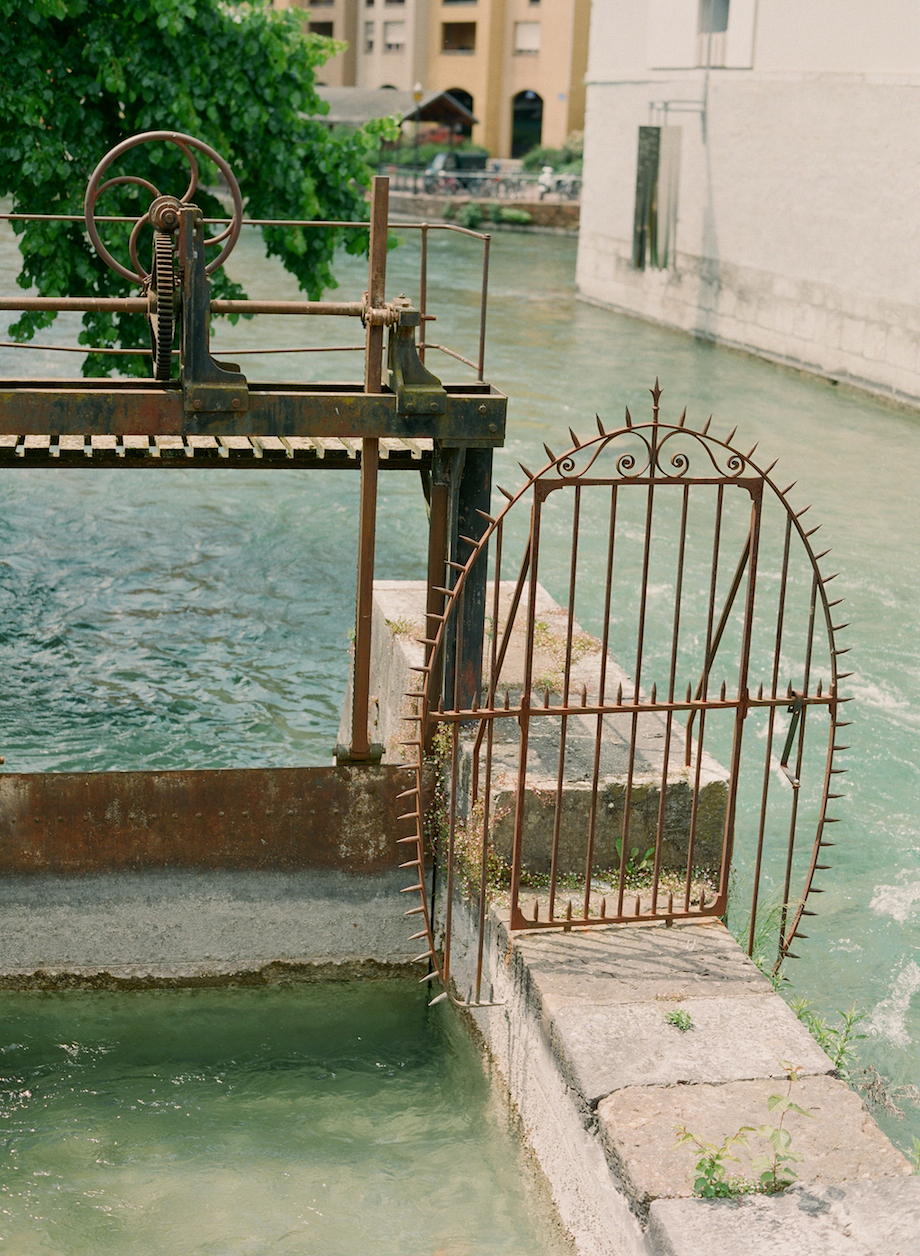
[2,222,920,1149]
[0,981,568,1255]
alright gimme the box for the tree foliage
[0,0,397,374]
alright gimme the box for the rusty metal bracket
[779,692,804,787]
[178,206,249,418]
[387,307,447,417]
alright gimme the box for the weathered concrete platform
[448,908,916,1256]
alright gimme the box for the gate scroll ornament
[400,385,848,1007]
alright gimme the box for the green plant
[0,0,397,373]
[440,199,456,220]
[615,836,655,877]
[497,207,532,225]
[674,1127,752,1198]
[520,131,583,174]
[676,1067,812,1198]
[791,1000,867,1076]
[665,1008,694,1032]
[385,617,416,639]
[456,201,484,230]
[748,1069,813,1193]
[908,1136,920,1172]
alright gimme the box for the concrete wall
[577,0,920,406]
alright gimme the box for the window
[442,22,476,52]
[511,89,542,157]
[383,19,406,49]
[309,21,334,36]
[632,125,681,270]
[364,19,374,51]
[697,0,729,64]
[514,21,540,54]
[310,0,334,7]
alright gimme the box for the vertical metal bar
[452,448,493,712]
[683,484,724,908]
[617,475,656,917]
[350,176,388,760]
[778,571,819,949]
[419,223,428,365]
[478,235,490,381]
[551,486,580,919]
[442,717,461,989]
[471,517,504,805]
[424,468,450,749]
[585,484,619,918]
[509,494,543,928]
[651,484,689,914]
[714,486,763,914]
[748,513,793,954]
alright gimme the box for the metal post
[443,445,493,712]
[346,175,388,763]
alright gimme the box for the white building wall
[577,1,920,405]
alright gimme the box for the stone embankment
[387,191,579,233]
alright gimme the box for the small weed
[615,836,655,877]
[497,206,532,225]
[674,1127,752,1198]
[908,1136,920,1173]
[665,1008,693,1032]
[791,999,866,1076]
[385,616,416,639]
[456,201,484,230]
[440,200,456,220]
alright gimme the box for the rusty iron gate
[0,130,503,858]
[402,386,848,1005]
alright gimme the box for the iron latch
[387,307,447,417]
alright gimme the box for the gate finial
[650,377,662,421]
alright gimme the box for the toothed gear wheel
[148,230,176,381]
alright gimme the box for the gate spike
[447,559,465,571]
[827,793,845,799]
[780,481,797,496]
[543,443,557,463]
[414,637,439,648]
[397,835,419,845]
[837,671,853,680]
[650,683,657,704]
[784,952,801,960]
[833,721,853,728]
[624,406,633,428]
[543,687,551,708]
[701,416,712,436]
[398,811,420,822]
[497,484,514,501]
[745,442,758,460]
[804,525,822,538]
[725,426,738,445]
[397,787,419,799]
[677,407,687,428]
[763,458,778,475]
[720,681,726,701]
[819,840,836,847]
[814,864,832,871]
[793,932,809,940]
[834,648,851,657]
[400,883,425,894]
[801,909,816,916]
[409,664,431,673]
[404,906,425,915]
[431,586,453,596]
[822,573,839,584]
[616,682,623,705]
[411,951,434,964]
[816,680,823,697]
[699,888,706,909]
[832,623,850,632]
[827,597,845,608]
[686,683,692,702]
[403,692,424,701]
[475,509,496,523]
[504,689,510,710]
[600,897,606,918]
[459,534,478,547]
[758,683,764,699]
[581,683,587,707]
[596,414,607,436]
[830,767,849,775]
[518,462,535,479]
[399,858,421,869]
[795,505,812,519]
[787,682,793,698]
[408,930,428,941]
[815,549,831,560]
[823,817,841,823]
[569,427,582,448]
[635,893,642,915]
[650,378,662,407]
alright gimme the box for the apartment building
[577,0,920,405]
[274,0,591,157]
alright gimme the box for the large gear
[148,230,176,381]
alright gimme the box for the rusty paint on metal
[0,765,433,875]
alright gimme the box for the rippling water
[0,982,567,1255]
[3,218,920,1151]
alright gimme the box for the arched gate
[401,387,848,1005]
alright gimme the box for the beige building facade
[275,0,590,156]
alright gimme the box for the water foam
[870,881,920,924]
[867,961,920,1048]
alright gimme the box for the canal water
[0,980,568,1256]
[2,220,920,1157]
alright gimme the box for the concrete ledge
[648,1179,920,1256]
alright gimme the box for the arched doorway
[446,88,474,141]
[511,90,543,158]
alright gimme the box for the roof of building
[315,87,477,128]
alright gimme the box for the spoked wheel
[148,230,176,381]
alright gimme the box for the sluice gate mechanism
[0,131,503,871]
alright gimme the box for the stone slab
[545,993,832,1105]
[648,1178,920,1256]
[509,918,772,1005]
[598,1075,911,1209]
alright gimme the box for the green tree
[0,0,397,374]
